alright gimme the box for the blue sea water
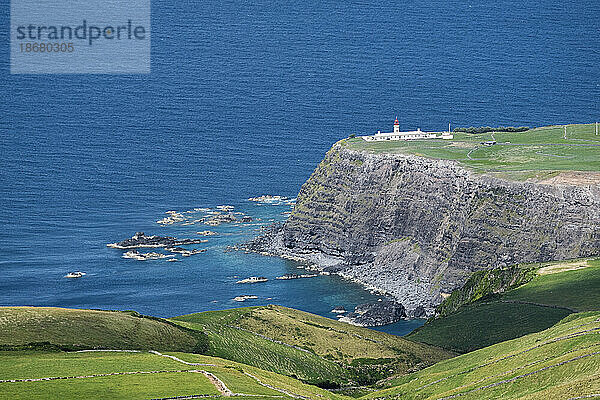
[0,1,598,336]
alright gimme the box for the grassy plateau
[345,123,600,176]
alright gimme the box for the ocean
[0,0,598,336]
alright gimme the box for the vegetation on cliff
[408,258,600,352]
[434,265,538,319]
[453,126,530,134]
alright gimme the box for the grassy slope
[408,259,600,353]
[345,123,600,174]
[0,307,206,353]
[407,302,572,353]
[172,305,454,386]
[503,258,600,311]
[364,311,600,400]
[172,307,352,386]
[0,350,347,400]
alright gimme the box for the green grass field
[0,351,185,380]
[165,352,350,400]
[1,371,220,400]
[172,305,454,386]
[365,311,600,400]
[0,350,347,400]
[344,123,600,175]
[408,258,600,353]
[0,307,207,353]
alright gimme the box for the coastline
[244,134,600,319]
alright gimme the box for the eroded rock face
[248,143,600,316]
[339,301,406,327]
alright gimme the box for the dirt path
[148,352,232,396]
[151,351,304,399]
[242,371,309,399]
[194,370,232,397]
[149,351,216,366]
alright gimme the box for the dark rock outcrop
[339,301,406,327]
[407,305,427,319]
[247,142,600,316]
[108,232,206,249]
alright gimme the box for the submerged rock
[65,271,86,278]
[204,212,237,226]
[339,301,406,327]
[197,230,218,236]
[165,247,207,256]
[233,295,259,302]
[275,273,318,280]
[248,195,289,203]
[122,249,175,261]
[236,276,268,284]
[331,306,346,314]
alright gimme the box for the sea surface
[0,1,598,336]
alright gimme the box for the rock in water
[107,232,206,249]
[339,301,406,327]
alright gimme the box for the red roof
[394,118,399,125]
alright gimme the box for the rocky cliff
[249,141,600,316]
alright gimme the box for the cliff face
[250,142,600,315]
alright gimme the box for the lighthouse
[393,117,400,133]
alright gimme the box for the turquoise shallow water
[0,0,598,335]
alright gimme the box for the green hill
[171,305,454,387]
[365,311,600,400]
[0,307,207,353]
[2,308,597,399]
[1,260,598,399]
[408,258,600,353]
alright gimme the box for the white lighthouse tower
[393,117,400,133]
